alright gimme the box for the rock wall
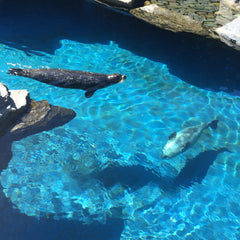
[94,0,240,50]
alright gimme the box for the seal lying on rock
[161,120,219,159]
[8,68,126,98]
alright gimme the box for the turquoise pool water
[0,39,240,239]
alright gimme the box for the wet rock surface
[9,99,76,140]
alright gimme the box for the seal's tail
[208,120,219,130]
[8,68,24,76]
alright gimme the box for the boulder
[10,99,76,140]
[0,82,76,171]
[0,82,76,138]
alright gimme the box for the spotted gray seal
[161,120,219,159]
[8,68,126,98]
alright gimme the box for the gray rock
[0,83,76,170]
[0,82,76,139]
[9,99,76,140]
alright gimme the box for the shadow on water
[174,148,229,188]
[96,162,175,193]
[97,147,231,192]
[96,148,230,194]
[0,0,240,93]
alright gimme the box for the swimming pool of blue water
[1,1,240,240]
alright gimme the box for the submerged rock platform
[94,0,240,50]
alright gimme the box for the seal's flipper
[208,120,219,130]
[8,68,24,76]
[182,142,191,152]
[168,132,176,140]
[85,90,96,98]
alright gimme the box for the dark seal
[8,68,126,98]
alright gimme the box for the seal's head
[107,74,126,84]
[161,149,176,160]
[161,140,179,159]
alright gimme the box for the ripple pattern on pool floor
[0,40,240,239]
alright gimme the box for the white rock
[9,89,29,111]
[117,0,132,3]
[0,83,10,108]
[138,4,159,14]
[0,82,30,135]
[216,16,240,50]
[94,0,136,9]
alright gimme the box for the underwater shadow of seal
[174,148,230,188]
[96,162,175,193]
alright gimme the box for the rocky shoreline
[94,0,240,50]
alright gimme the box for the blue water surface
[0,1,240,240]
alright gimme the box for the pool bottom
[0,40,240,239]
